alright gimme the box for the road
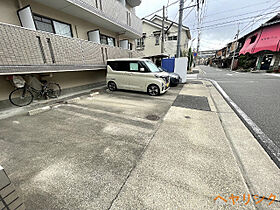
[199,65,280,162]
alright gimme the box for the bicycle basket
[12,76,26,88]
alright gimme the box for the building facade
[212,14,280,71]
[0,0,143,108]
[136,15,191,58]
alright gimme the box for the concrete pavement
[111,80,280,209]
[0,79,279,209]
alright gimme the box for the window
[107,61,128,71]
[155,34,160,45]
[53,21,72,37]
[34,15,54,33]
[33,14,72,37]
[168,36,177,41]
[250,35,257,44]
[100,34,116,46]
[129,42,133,50]
[137,36,145,48]
[144,60,160,73]
[129,63,139,71]
[127,11,131,26]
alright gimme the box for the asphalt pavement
[199,66,280,156]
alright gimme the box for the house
[213,14,280,71]
[136,15,191,59]
[0,0,143,108]
[239,14,280,71]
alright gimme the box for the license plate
[166,83,169,87]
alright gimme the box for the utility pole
[230,24,240,71]
[176,0,184,58]
[161,6,165,54]
[196,30,201,63]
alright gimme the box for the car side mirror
[140,68,145,72]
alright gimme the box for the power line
[204,0,274,18]
[143,0,180,19]
[239,0,280,34]
[189,10,280,31]
[192,6,280,26]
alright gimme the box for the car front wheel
[147,84,160,96]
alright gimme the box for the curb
[208,78,280,168]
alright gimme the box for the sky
[135,0,280,51]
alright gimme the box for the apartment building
[0,0,143,108]
[136,15,191,58]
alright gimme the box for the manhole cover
[146,115,160,121]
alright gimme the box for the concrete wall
[0,0,136,49]
[51,70,106,89]
[0,76,14,101]
[0,0,20,26]
[0,70,106,105]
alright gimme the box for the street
[199,65,280,164]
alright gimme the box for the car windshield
[144,61,161,73]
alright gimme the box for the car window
[129,62,139,71]
[144,61,160,73]
[107,61,129,71]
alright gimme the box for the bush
[238,54,257,69]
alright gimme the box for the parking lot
[0,86,182,209]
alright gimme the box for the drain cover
[146,115,160,121]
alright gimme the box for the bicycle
[9,81,61,107]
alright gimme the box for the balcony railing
[66,0,142,36]
[0,22,143,75]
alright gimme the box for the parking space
[0,86,182,209]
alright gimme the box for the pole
[196,30,201,64]
[176,0,184,58]
[230,24,240,71]
[161,6,165,54]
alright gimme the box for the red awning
[239,24,280,55]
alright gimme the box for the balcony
[0,22,143,75]
[33,0,142,39]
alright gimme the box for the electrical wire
[190,9,280,31]
[143,0,180,19]
[239,0,280,33]
[191,6,280,26]
[204,0,275,18]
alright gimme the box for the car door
[108,61,130,89]
[127,61,148,91]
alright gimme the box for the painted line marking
[210,79,280,167]
[265,73,280,78]
[226,74,233,76]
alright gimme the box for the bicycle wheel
[9,88,33,107]
[46,83,61,98]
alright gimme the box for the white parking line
[226,74,233,76]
